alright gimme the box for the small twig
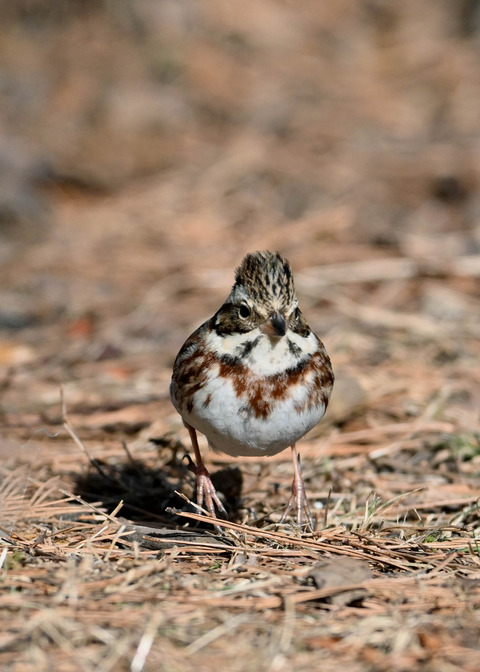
[173,491,235,537]
[130,610,163,672]
[184,614,248,656]
[104,524,127,562]
[59,489,122,524]
[121,440,138,467]
[279,594,295,654]
[0,546,9,570]
[427,552,459,578]
[75,524,110,548]
[323,487,332,529]
[110,500,124,519]
[174,490,211,517]
[60,386,111,481]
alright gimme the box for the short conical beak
[269,311,286,337]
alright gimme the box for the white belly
[181,369,326,457]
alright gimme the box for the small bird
[170,251,334,528]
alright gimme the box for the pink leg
[186,424,227,520]
[280,444,314,530]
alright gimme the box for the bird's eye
[239,303,251,319]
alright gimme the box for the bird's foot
[184,453,227,529]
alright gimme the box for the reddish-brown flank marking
[173,327,334,421]
[218,359,248,396]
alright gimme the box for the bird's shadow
[72,437,244,530]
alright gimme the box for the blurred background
[2,4,480,668]
[1,0,479,439]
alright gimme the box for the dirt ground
[1,2,480,671]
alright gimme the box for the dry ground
[1,3,480,671]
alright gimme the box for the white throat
[205,328,318,376]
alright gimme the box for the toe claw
[196,471,227,518]
[280,488,314,530]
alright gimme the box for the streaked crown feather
[233,251,296,310]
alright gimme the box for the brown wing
[170,319,216,415]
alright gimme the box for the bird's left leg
[280,444,314,530]
[185,423,227,520]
